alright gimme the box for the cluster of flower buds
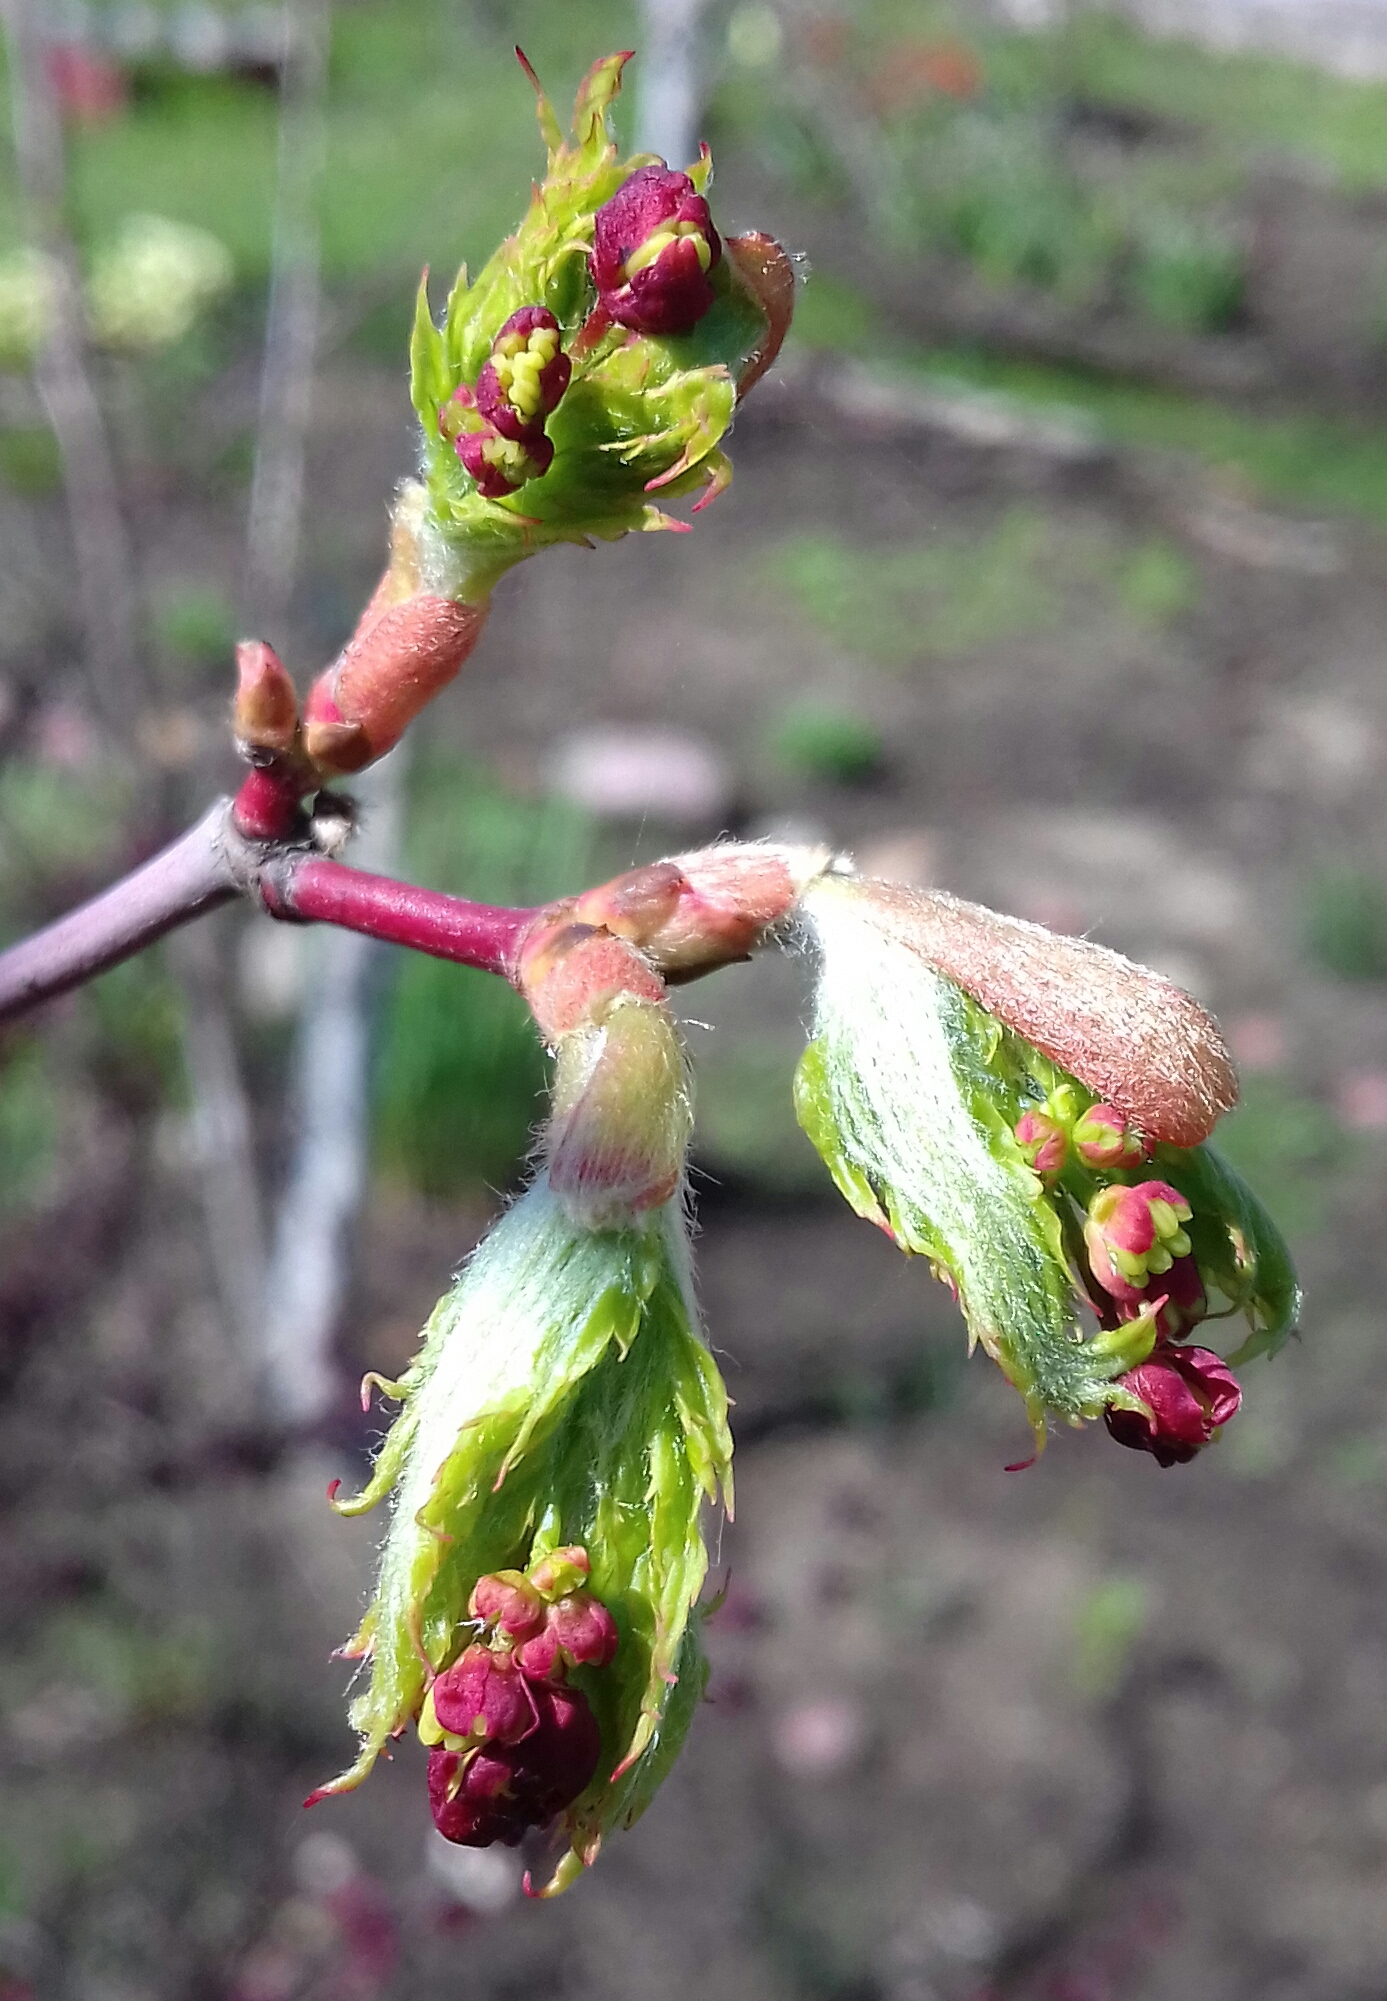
[1015,1084,1149,1179]
[441,306,572,500]
[589,162,723,336]
[418,1548,619,1849]
[793,871,1296,1463]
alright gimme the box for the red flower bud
[456,419,554,498]
[427,1677,602,1847]
[430,1643,539,1745]
[516,1591,620,1676]
[590,163,722,336]
[474,306,571,441]
[1085,1180,1192,1298]
[1073,1103,1147,1170]
[468,1570,546,1641]
[1104,1344,1241,1466]
[1015,1108,1067,1176]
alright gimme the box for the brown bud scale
[853,879,1238,1146]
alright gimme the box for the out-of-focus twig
[1,0,143,732]
[634,0,712,170]
[169,916,268,1371]
[244,0,331,637]
[259,751,404,1426]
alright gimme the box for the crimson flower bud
[1085,1180,1193,1298]
[430,1643,539,1746]
[517,1591,620,1676]
[590,163,722,336]
[427,1677,603,1848]
[468,1570,545,1641]
[1104,1344,1242,1466]
[1073,1103,1147,1170]
[1015,1108,1067,1177]
[456,420,554,498]
[475,305,570,441]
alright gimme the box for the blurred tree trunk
[634,0,713,170]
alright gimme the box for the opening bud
[454,418,554,499]
[1104,1344,1242,1466]
[1085,1181,1193,1297]
[590,163,722,336]
[427,1678,602,1848]
[475,306,571,440]
[427,1643,539,1746]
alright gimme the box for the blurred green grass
[758,509,1198,666]
[373,759,593,1196]
[0,1,640,278]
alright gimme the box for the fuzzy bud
[545,995,692,1230]
[590,163,722,336]
[1104,1344,1242,1466]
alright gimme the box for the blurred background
[2,0,1387,1994]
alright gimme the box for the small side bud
[1015,1109,1068,1177]
[469,1570,546,1640]
[528,1546,591,1598]
[590,163,722,336]
[1073,1103,1147,1170]
[234,639,298,753]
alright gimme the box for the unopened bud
[1073,1103,1146,1170]
[528,1546,590,1598]
[469,1570,546,1641]
[517,1591,620,1677]
[590,163,721,336]
[1015,1109,1067,1177]
[234,639,299,753]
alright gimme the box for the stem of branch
[0,803,238,1022]
[263,853,538,978]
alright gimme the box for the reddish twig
[0,798,542,1024]
[260,854,538,979]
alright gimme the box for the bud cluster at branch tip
[416,1547,618,1850]
[793,870,1298,1461]
[590,162,722,336]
